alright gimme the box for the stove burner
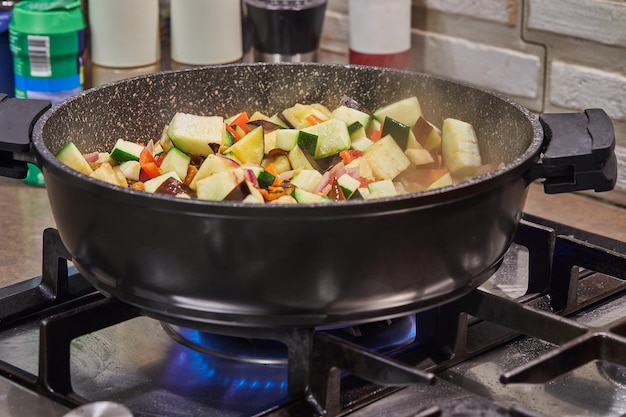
[162,315,417,365]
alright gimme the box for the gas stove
[0,213,625,417]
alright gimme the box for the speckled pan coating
[30,63,546,328]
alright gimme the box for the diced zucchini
[110,138,144,162]
[223,126,236,147]
[381,117,410,149]
[347,121,367,140]
[405,148,435,166]
[337,173,361,199]
[366,118,382,137]
[297,130,318,156]
[195,168,245,201]
[363,135,411,180]
[350,136,374,152]
[89,162,118,186]
[160,147,191,181]
[441,118,482,179]
[190,154,240,190]
[245,165,276,188]
[373,96,422,128]
[144,171,181,193]
[56,141,94,175]
[119,160,141,181]
[367,179,398,199]
[292,188,332,204]
[225,125,264,164]
[276,129,300,151]
[290,169,323,193]
[300,118,351,159]
[167,112,223,157]
[331,105,370,140]
[288,145,315,170]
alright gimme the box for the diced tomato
[139,147,161,179]
[339,149,363,165]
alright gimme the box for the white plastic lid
[88,0,161,68]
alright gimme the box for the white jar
[88,0,161,86]
[170,0,243,66]
[88,0,161,68]
[348,0,411,69]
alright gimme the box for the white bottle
[170,0,243,67]
[88,0,161,86]
[349,0,411,69]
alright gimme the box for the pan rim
[31,62,544,215]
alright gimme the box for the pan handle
[0,94,51,179]
[529,108,617,194]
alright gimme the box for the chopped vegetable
[56,95,502,203]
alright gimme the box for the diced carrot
[339,149,363,165]
[225,123,241,141]
[231,111,250,134]
[370,125,383,141]
[306,114,324,126]
[264,163,282,186]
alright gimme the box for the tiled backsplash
[319,0,626,206]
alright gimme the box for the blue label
[14,73,82,92]
[0,11,11,33]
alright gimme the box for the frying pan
[0,63,617,329]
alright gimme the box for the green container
[9,0,85,104]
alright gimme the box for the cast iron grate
[0,216,624,416]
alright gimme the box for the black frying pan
[0,63,616,329]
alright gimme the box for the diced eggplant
[246,119,282,132]
[155,176,195,197]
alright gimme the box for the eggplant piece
[339,95,372,115]
[246,119,282,133]
[327,177,347,201]
[155,176,196,198]
[224,181,251,201]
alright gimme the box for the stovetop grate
[0,215,625,416]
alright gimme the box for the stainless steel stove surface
[0,214,625,417]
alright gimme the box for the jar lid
[10,0,85,35]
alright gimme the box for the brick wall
[319,0,626,206]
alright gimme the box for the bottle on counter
[348,0,411,69]
[8,0,86,104]
[0,1,17,97]
[87,0,160,87]
[170,0,243,68]
[243,0,327,63]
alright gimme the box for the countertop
[1,175,624,288]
